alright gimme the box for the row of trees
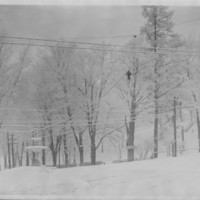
[19,43,120,166]
[1,6,200,167]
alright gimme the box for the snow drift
[1,154,200,199]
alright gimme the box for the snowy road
[1,154,200,199]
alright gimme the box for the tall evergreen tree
[141,6,175,158]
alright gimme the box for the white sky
[0,1,199,44]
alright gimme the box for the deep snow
[1,154,200,199]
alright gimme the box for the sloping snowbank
[1,154,200,199]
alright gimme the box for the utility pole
[173,97,177,157]
[179,101,185,153]
[26,141,29,166]
[7,133,11,169]
[11,134,15,167]
[42,133,46,165]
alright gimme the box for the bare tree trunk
[67,107,85,166]
[64,149,68,166]
[42,150,45,165]
[125,94,136,162]
[125,67,137,161]
[79,133,84,165]
[196,109,200,152]
[16,146,21,166]
[49,129,58,167]
[79,146,84,165]
[26,151,29,166]
[4,155,7,169]
[126,120,135,161]
[17,142,24,167]
[63,134,68,167]
[50,135,62,167]
[58,144,61,167]
[153,6,159,159]
[32,152,36,166]
[90,134,96,165]
[7,133,11,169]
[154,99,159,158]
[19,157,22,166]
[181,127,185,149]
[31,134,35,166]
[190,110,193,124]
[51,151,57,167]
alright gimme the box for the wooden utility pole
[173,97,177,157]
[7,133,11,168]
[42,133,46,165]
[11,134,15,167]
[179,101,185,152]
[26,141,29,166]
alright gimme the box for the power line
[101,73,126,98]
[3,35,200,54]
[4,35,131,49]
[3,40,200,57]
[0,102,196,113]
[0,104,197,130]
[0,102,197,120]
[0,72,127,134]
[43,34,133,40]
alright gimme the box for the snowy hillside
[1,154,200,199]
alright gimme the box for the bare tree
[31,58,62,166]
[74,46,112,165]
[48,43,82,165]
[16,141,25,166]
[115,37,151,161]
[180,39,200,152]
[0,43,31,163]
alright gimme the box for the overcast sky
[0,5,200,44]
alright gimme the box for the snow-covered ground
[1,154,200,199]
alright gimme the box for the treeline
[1,6,200,168]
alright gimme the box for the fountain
[26,135,49,166]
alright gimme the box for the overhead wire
[7,42,200,56]
[0,36,199,56]
[0,31,199,133]
[0,72,128,134]
[2,16,200,139]
[2,35,200,53]
[0,103,198,124]
[0,104,197,132]
[0,34,196,52]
